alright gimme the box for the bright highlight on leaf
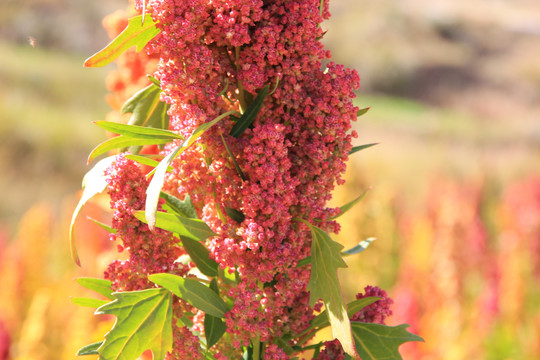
[309,297,381,331]
[145,111,238,229]
[301,220,358,358]
[149,273,230,318]
[95,288,173,360]
[70,156,117,266]
[350,323,424,360]
[133,210,216,241]
[84,15,160,67]
[76,277,115,300]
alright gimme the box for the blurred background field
[0,0,539,359]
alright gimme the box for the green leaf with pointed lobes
[84,15,160,67]
[95,288,173,360]
[350,323,424,360]
[301,220,358,358]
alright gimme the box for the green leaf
[124,154,161,170]
[145,111,237,229]
[357,107,370,117]
[342,238,375,256]
[331,190,369,220]
[70,156,117,266]
[351,323,424,360]
[310,297,381,330]
[76,277,115,300]
[204,279,226,348]
[71,297,109,308]
[230,85,269,138]
[76,341,103,356]
[301,220,357,358]
[220,133,245,180]
[87,136,171,164]
[296,238,374,268]
[87,217,117,234]
[121,84,170,131]
[181,236,219,277]
[133,211,216,241]
[84,15,161,67]
[95,288,173,360]
[149,273,229,318]
[95,121,181,140]
[349,143,378,156]
[224,207,245,223]
[160,192,198,219]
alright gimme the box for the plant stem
[253,336,261,360]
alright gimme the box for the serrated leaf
[70,156,117,266]
[351,323,424,360]
[224,207,245,223]
[95,121,181,140]
[133,211,216,241]
[301,220,357,358]
[349,143,378,156]
[310,297,381,330]
[76,341,103,356]
[95,288,173,360]
[181,236,219,277]
[230,85,269,138]
[160,192,198,219]
[76,277,115,300]
[331,190,369,220]
[87,136,171,164]
[87,217,117,234]
[84,15,161,67]
[71,297,109,308]
[342,238,375,256]
[357,107,370,117]
[145,111,237,229]
[149,273,229,318]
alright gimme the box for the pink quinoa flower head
[352,285,394,325]
[106,0,359,351]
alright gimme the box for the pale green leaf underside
[84,15,160,67]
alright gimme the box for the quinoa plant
[70,1,422,359]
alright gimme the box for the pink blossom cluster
[105,0,360,357]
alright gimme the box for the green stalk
[253,337,261,360]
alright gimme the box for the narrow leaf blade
[181,236,219,277]
[71,297,109,308]
[88,136,171,164]
[84,15,161,67]
[70,156,116,266]
[342,238,375,256]
[149,273,229,318]
[76,277,115,300]
[331,190,369,220]
[76,341,104,356]
[310,297,381,330]
[349,143,378,156]
[145,111,234,229]
[205,314,227,348]
[133,210,216,241]
[230,85,269,138]
[94,121,181,140]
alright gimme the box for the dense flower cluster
[102,0,360,358]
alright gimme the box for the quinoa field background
[0,0,539,359]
